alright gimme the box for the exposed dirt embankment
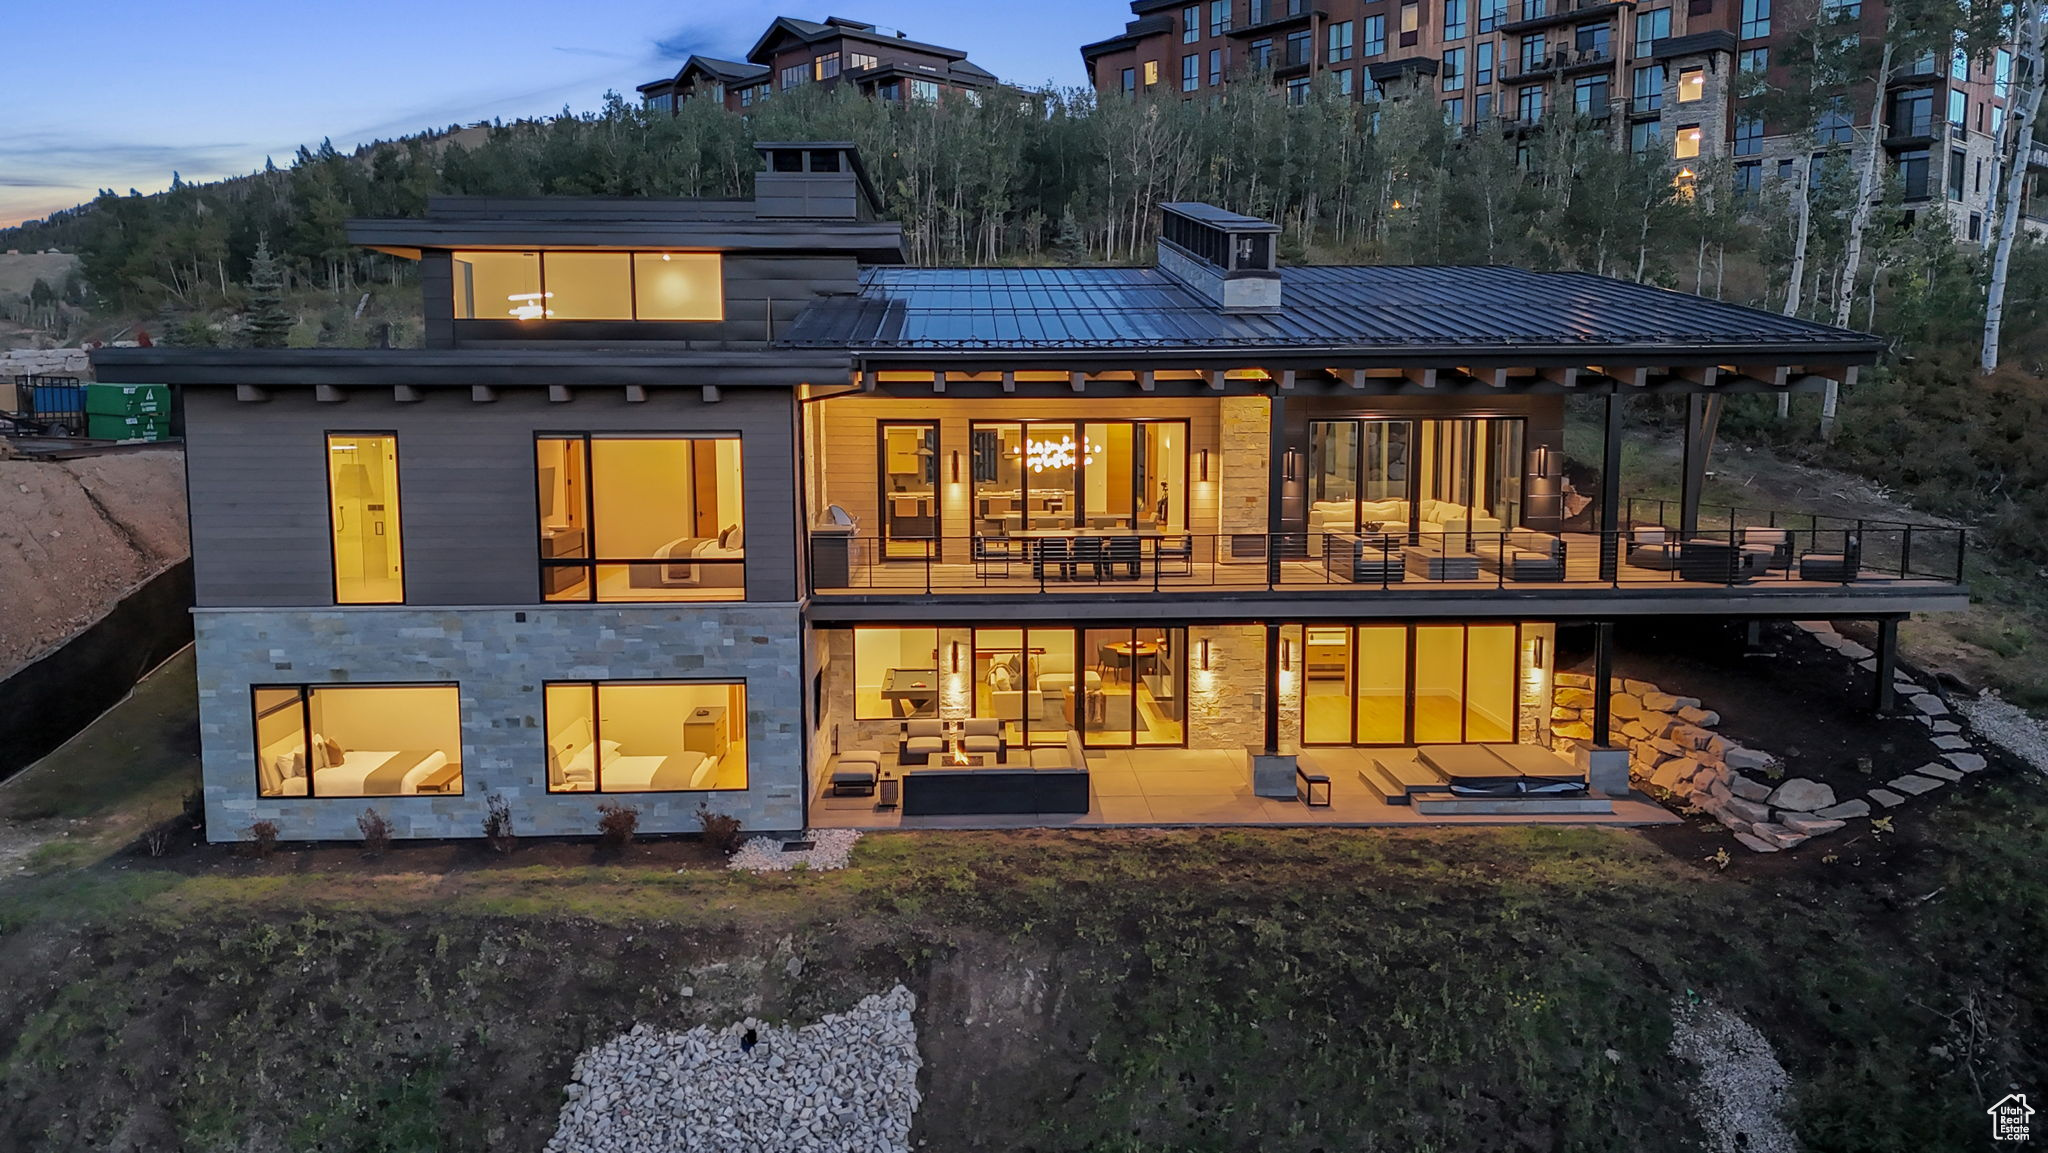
[0,449,189,680]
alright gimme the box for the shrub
[482,794,516,854]
[696,804,744,856]
[357,808,393,856]
[596,802,640,849]
[245,820,279,859]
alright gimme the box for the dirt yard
[0,448,189,679]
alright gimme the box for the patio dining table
[1009,528,1168,581]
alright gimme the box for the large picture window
[254,685,463,798]
[536,435,745,602]
[854,627,941,720]
[544,681,748,793]
[1306,417,1525,546]
[451,251,723,322]
[1301,623,1539,746]
[326,433,404,604]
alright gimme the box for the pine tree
[1052,206,1086,264]
[243,238,294,348]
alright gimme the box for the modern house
[1080,0,2046,240]
[639,16,998,114]
[93,142,1968,842]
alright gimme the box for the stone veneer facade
[195,604,807,842]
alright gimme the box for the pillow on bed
[688,755,720,790]
[726,526,744,550]
[309,732,330,770]
[564,740,623,776]
[321,736,343,765]
[258,753,282,796]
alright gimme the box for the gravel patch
[547,985,921,1153]
[1669,1001,1799,1153]
[1956,689,2048,778]
[727,828,862,873]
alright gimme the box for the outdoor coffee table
[1404,546,1482,581]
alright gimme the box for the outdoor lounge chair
[1678,538,1765,584]
[1739,527,1794,570]
[829,750,883,796]
[972,535,1014,577]
[1625,526,1680,570]
[1799,533,1862,582]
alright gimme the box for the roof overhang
[345,218,907,263]
[90,348,854,389]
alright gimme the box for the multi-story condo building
[639,16,997,114]
[1082,0,2046,237]
[95,143,1967,841]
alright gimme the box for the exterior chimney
[753,142,884,221]
[1156,203,1282,314]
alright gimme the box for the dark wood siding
[184,386,800,608]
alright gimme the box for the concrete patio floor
[808,747,1681,830]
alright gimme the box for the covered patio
[807,745,1679,831]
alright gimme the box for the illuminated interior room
[535,435,745,602]
[325,434,404,605]
[254,685,462,798]
[544,681,748,793]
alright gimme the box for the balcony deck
[808,526,1968,615]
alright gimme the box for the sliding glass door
[1307,418,1524,540]
[969,420,1188,536]
[972,625,1187,749]
[1080,626,1186,747]
[1301,622,1524,746]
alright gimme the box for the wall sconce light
[949,641,962,673]
[1199,449,1211,482]
[1282,448,1301,483]
[950,450,961,484]
[1281,638,1294,671]
[1532,445,1556,476]
[1198,638,1212,670]
[1533,636,1547,668]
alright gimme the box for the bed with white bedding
[547,717,725,792]
[259,739,454,797]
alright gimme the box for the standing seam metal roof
[779,265,1882,352]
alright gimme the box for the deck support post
[1874,617,1900,714]
[1263,624,1282,755]
[1680,394,1724,538]
[1592,621,1616,747]
[1599,393,1624,582]
[1268,391,1288,583]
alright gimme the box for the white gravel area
[547,985,921,1153]
[727,828,862,873]
[1956,689,2048,777]
[1669,1001,1799,1153]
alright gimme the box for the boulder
[1779,813,1847,836]
[1553,722,1593,741]
[1555,687,1595,709]
[1814,799,1871,820]
[1666,723,1714,751]
[1794,620,1835,635]
[1677,706,1721,727]
[1641,691,1684,713]
[1551,706,1583,722]
[1555,672,1594,689]
[1723,745,1772,772]
[1623,679,1659,696]
[1723,795,1772,824]
[1668,696,1703,711]
[1729,774,1772,802]
[1836,641,1874,661]
[1765,778,1836,812]
[1652,737,1685,759]
[1650,760,1689,792]
[1610,694,1644,720]
[1734,831,1781,853]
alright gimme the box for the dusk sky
[0,0,1108,229]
